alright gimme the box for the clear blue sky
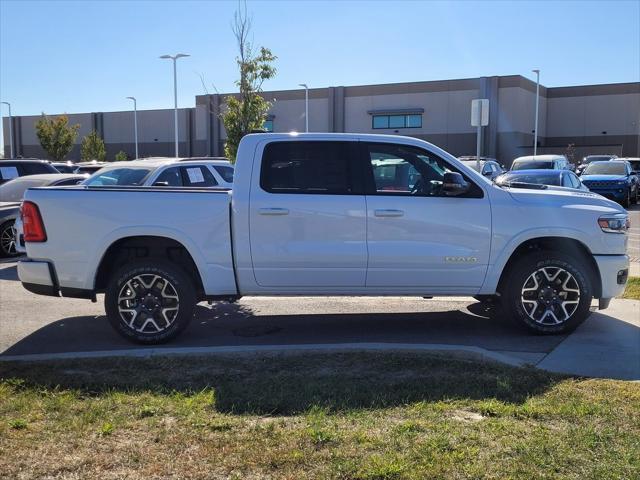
[1,0,639,148]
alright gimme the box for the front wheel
[105,260,196,344]
[501,252,593,334]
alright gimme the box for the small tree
[221,3,277,162]
[81,130,106,162]
[565,143,576,166]
[35,114,79,161]
[114,150,128,162]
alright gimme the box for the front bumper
[17,259,94,300]
[593,254,629,304]
[586,187,628,201]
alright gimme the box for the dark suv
[580,160,638,207]
[0,159,59,185]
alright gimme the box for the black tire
[500,252,593,335]
[0,220,19,258]
[105,259,196,344]
[622,190,631,208]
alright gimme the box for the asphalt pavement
[1,255,638,379]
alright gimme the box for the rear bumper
[18,259,94,300]
[594,254,629,303]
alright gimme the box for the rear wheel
[104,260,196,344]
[501,252,593,334]
[0,221,18,258]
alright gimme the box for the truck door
[249,140,367,287]
[363,142,491,289]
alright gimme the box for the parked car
[495,169,589,191]
[617,157,640,176]
[52,161,78,173]
[511,155,571,171]
[1,174,88,256]
[0,159,59,185]
[576,154,617,175]
[0,201,20,257]
[17,133,629,344]
[458,157,505,180]
[74,161,110,175]
[580,160,639,207]
[83,158,234,189]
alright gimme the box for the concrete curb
[0,342,529,367]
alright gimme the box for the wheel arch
[496,236,602,298]
[94,235,206,299]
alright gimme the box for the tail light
[21,201,47,242]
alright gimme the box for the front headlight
[598,214,630,234]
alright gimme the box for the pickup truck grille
[582,181,621,188]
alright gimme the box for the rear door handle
[258,207,289,216]
[374,209,404,217]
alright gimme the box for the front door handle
[374,209,404,217]
[259,207,289,216]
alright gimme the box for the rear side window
[213,165,234,183]
[180,166,218,187]
[260,141,356,194]
[0,164,20,181]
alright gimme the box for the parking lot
[1,205,638,380]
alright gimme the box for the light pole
[160,53,190,157]
[126,97,138,159]
[1,101,13,158]
[299,83,309,132]
[532,69,540,157]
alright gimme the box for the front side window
[365,143,480,197]
[372,114,422,129]
[154,167,182,186]
[260,141,354,194]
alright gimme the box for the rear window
[85,167,152,186]
[498,172,561,186]
[511,160,554,170]
[21,162,57,175]
[260,141,354,194]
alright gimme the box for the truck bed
[22,186,237,296]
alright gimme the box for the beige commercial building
[3,75,640,165]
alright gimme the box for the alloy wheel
[520,266,581,325]
[0,223,17,255]
[117,274,180,333]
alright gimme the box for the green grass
[621,276,640,300]
[0,352,638,479]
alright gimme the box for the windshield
[511,160,553,170]
[85,167,152,186]
[583,162,626,176]
[213,165,234,183]
[583,156,612,164]
[497,172,560,186]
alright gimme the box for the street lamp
[1,101,13,158]
[532,69,540,157]
[126,97,138,159]
[299,83,309,132]
[160,53,190,157]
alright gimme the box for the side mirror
[482,170,492,177]
[442,172,470,196]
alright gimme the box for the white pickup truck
[17,133,630,343]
